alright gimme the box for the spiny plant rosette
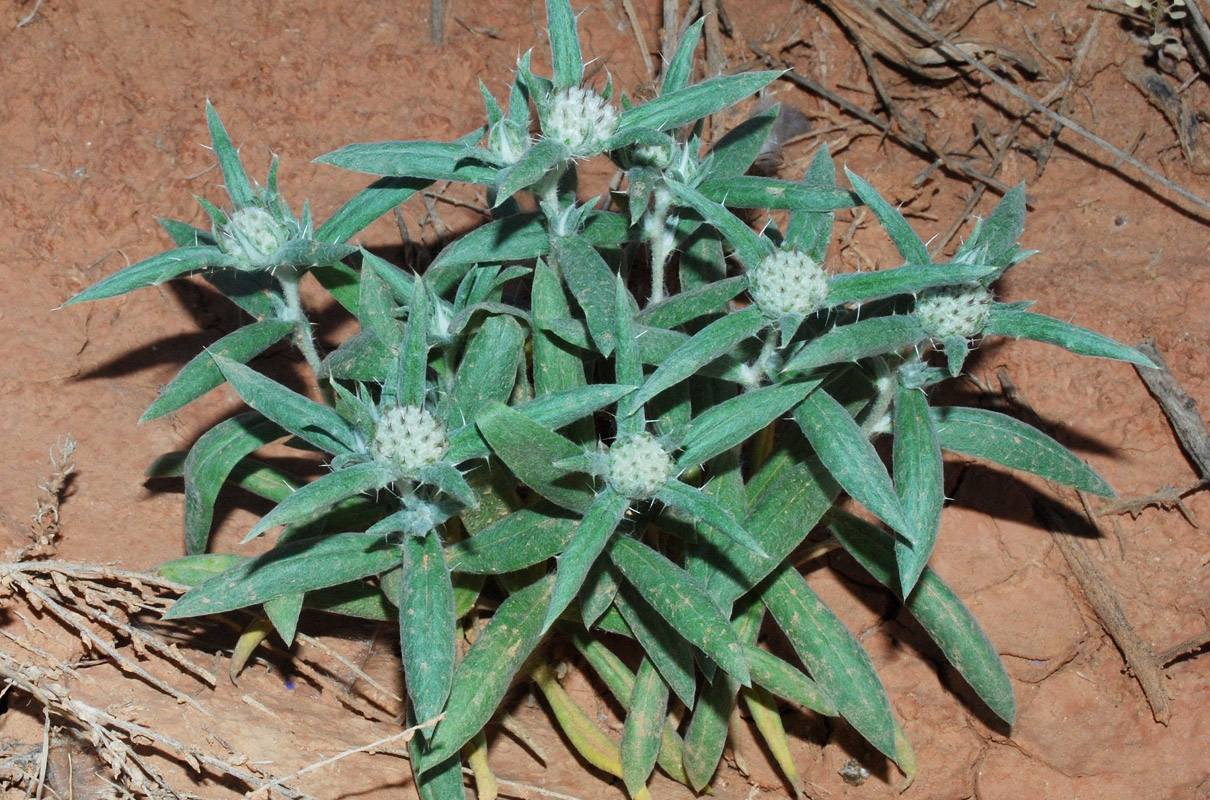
[66,2,1154,797]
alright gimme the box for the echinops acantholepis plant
[65,2,1153,796]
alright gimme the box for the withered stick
[1134,339,1210,479]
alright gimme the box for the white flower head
[915,283,993,340]
[750,250,829,318]
[607,433,672,500]
[219,206,290,268]
[543,87,618,157]
[372,405,448,477]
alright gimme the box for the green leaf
[657,480,768,557]
[264,593,304,644]
[445,504,577,573]
[445,384,633,464]
[892,383,944,594]
[418,575,554,770]
[451,315,524,427]
[410,741,463,800]
[206,101,256,209]
[785,144,837,261]
[579,557,619,628]
[164,533,400,619]
[553,236,618,356]
[697,176,860,211]
[399,533,457,733]
[661,19,704,94]
[613,578,698,708]
[745,645,837,716]
[315,176,431,244]
[158,217,218,248]
[794,389,910,535]
[64,246,235,306]
[244,462,393,541]
[183,412,287,554]
[546,0,583,89]
[826,261,997,307]
[620,658,670,797]
[760,564,899,761]
[397,277,431,408]
[475,401,595,513]
[609,536,750,685]
[681,667,737,792]
[956,183,1026,269]
[613,276,643,396]
[272,239,358,270]
[781,315,926,374]
[612,71,782,144]
[931,406,1115,496]
[827,509,1016,723]
[315,138,498,183]
[675,379,818,468]
[845,168,930,265]
[494,137,570,204]
[355,255,404,346]
[983,308,1154,367]
[212,356,361,455]
[665,180,773,270]
[635,275,747,329]
[702,107,779,180]
[626,305,765,411]
[155,553,249,586]
[142,321,294,422]
[546,488,629,630]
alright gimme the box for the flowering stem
[276,267,325,383]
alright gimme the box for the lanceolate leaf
[931,406,1115,496]
[546,488,630,630]
[315,176,430,245]
[64,246,235,306]
[475,401,595,513]
[206,101,256,209]
[243,462,392,541]
[212,355,361,455]
[845,168,930,265]
[635,275,747,329]
[794,389,911,536]
[397,277,431,408]
[183,412,288,555]
[609,536,751,685]
[745,645,837,716]
[142,320,294,422]
[785,144,837,261]
[164,533,400,619]
[620,658,670,797]
[626,306,766,411]
[983,308,1154,367]
[612,71,782,144]
[494,137,570,204]
[445,504,578,573]
[703,108,779,180]
[662,19,704,95]
[697,176,859,212]
[613,579,698,708]
[545,0,583,89]
[681,667,738,792]
[315,138,498,183]
[781,314,926,374]
[399,533,457,734]
[656,480,768,557]
[665,180,774,270]
[554,235,618,356]
[827,509,1016,723]
[760,564,899,761]
[675,379,819,468]
[418,575,555,771]
[826,261,997,307]
[451,315,524,426]
[892,382,944,595]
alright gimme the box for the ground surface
[2,0,1209,798]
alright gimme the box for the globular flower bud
[749,250,829,318]
[915,283,993,339]
[607,433,672,500]
[219,207,290,269]
[372,405,448,477]
[543,87,618,157]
